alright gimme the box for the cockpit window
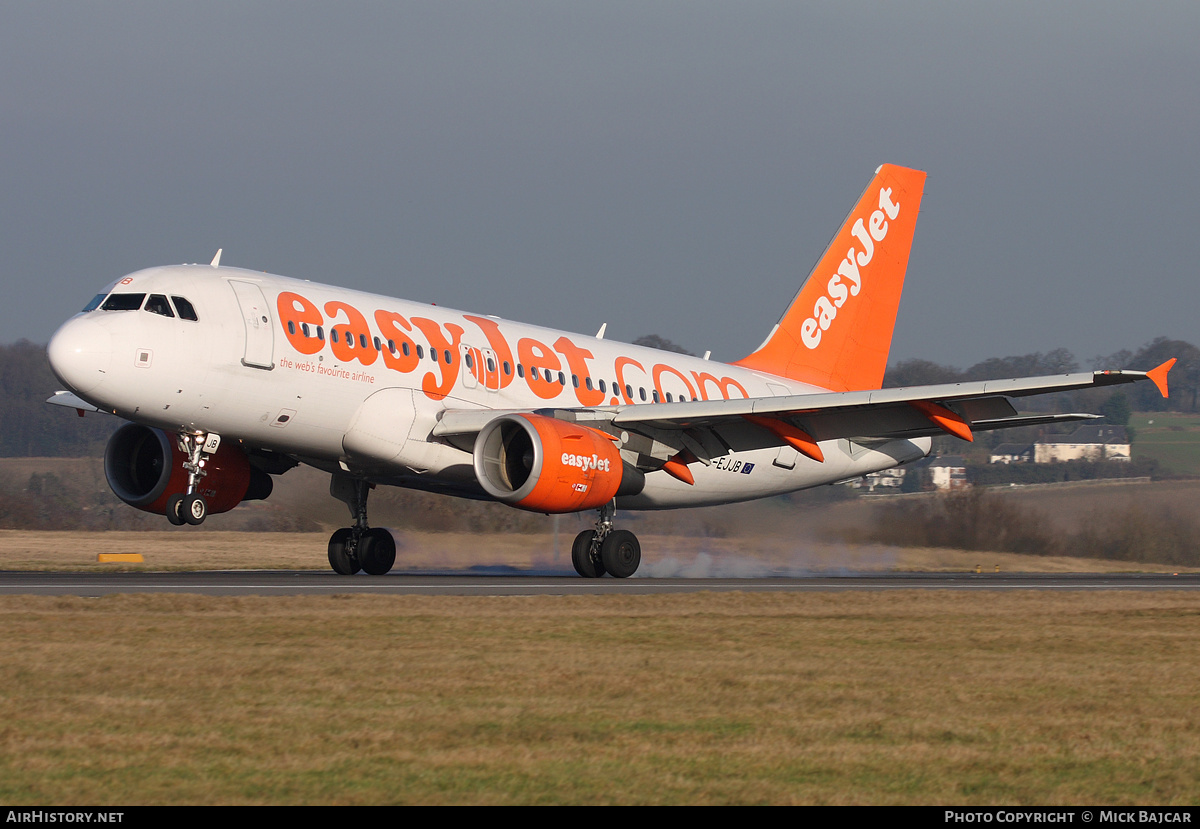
[101,293,146,311]
[82,293,107,312]
[171,296,198,321]
[144,294,174,318]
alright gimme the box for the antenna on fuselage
[595,323,607,339]
[210,249,223,267]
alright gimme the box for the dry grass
[1,591,1198,805]
[0,529,1191,574]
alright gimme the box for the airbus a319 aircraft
[46,165,1174,577]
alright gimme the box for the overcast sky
[3,2,1196,368]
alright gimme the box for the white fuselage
[48,264,929,510]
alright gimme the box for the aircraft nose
[47,316,112,395]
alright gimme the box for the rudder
[734,164,926,391]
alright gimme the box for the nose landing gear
[327,474,396,576]
[572,501,641,579]
[165,432,218,526]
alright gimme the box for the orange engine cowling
[473,414,643,513]
[104,423,271,516]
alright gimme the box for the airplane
[45,164,1175,577]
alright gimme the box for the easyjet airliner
[46,165,1174,577]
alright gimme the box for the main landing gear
[327,474,396,576]
[572,501,641,579]
[165,432,216,526]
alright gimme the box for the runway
[2,570,1199,596]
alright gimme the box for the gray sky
[4,2,1197,368]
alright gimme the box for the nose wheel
[572,502,641,578]
[164,432,217,526]
[166,492,208,526]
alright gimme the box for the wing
[434,360,1175,472]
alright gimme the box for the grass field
[2,472,1198,804]
[1,591,1198,805]
[1131,412,1200,476]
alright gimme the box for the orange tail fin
[733,164,926,391]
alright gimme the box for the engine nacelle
[104,423,270,516]
[473,414,643,513]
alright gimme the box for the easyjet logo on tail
[800,187,901,350]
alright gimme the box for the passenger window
[558,372,566,386]
[171,296,198,321]
[652,390,659,403]
[585,377,593,391]
[639,388,647,401]
[487,356,495,372]
[599,379,606,393]
[360,333,369,350]
[572,374,579,388]
[317,326,325,341]
[517,364,525,378]
[416,345,425,359]
[144,295,174,317]
[373,337,381,351]
[301,323,311,338]
[503,361,511,375]
[332,329,340,344]
[288,321,296,335]
[101,293,145,311]
[402,342,410,357]
[444,349,452,364]
[465,353,474,369]
[530,367,539,380]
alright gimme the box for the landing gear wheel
[182,494,207,525]
[571,530,605,578]
[360,528,396,576]
[601,530,641,578]
[165,494,186,526]
[327,527,360,575]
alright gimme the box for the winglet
[1147,358,1176,398]
[210,248,223,267]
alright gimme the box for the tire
[571,530,605,578]
[327,527,360,575]
[360,528,396,576]
[165,494,186,526]
[600,530,641,578]
[182,494,207,525]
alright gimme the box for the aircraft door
[228,281,275,370]
[461,345,500,393]
[461,345,480,389]
[481,348,500,390]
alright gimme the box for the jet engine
[473,414,644,513]
[104,423,271,516]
